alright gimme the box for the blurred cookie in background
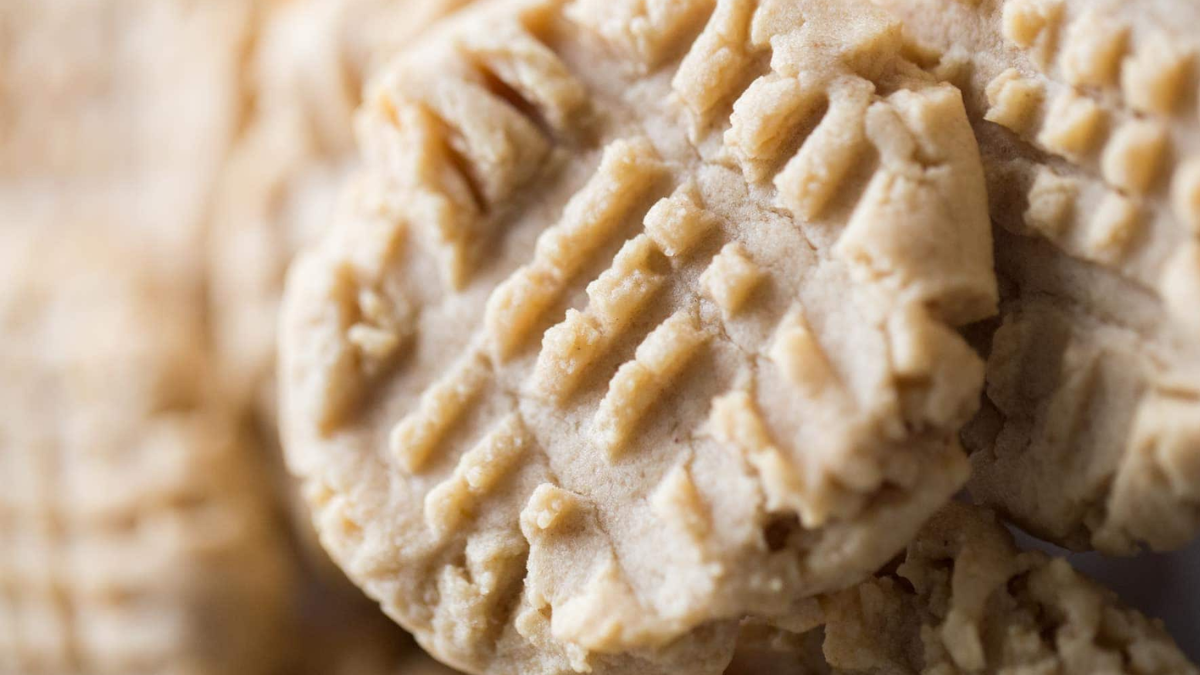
[0,1,473,672]
[721,502,1197,675]
[0,231,295,675]
[0,0,252,285]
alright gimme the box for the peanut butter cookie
[280,0,998,672]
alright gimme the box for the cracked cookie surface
[279,0,998,672]
[874,0,1200,553]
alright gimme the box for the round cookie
[0,232,294,675]
[279,0,997,672]
[874,0,1200,553]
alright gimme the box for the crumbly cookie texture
[0,233,294,675]
[280,0,998,672]
[723,503,1198,675]
[872,0,1200,553]
[821,503,1198,675]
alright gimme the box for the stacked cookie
[876,0,1200,555]
[274,0,1200,673]
[1,0,1198,674]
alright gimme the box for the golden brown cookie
[0,232,294,675]
[279,0,999,672]
[872,0,1200,553]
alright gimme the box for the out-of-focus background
[0,1,1195,673]
[0,1,465,672]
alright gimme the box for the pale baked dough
[872,0,1200,553]
[724,503,1199,675]
[279,0,999,672]
[0,232,294,675]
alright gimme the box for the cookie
[0,232,294,675]
[723,503,1198,675]
[0,0,251,283]
[279,0,998,672]
[820,503,1198,674]
[872,0,1200,553]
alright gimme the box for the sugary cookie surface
[279,0,999,672]
[873,0,1200,553]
